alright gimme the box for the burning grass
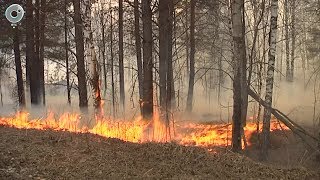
[0,111,289,149]
[0,126,318,179]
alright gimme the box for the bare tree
[13,27,25,108]
[119,0,125,111]
[186,0,196,112]
[261,0,279,160]
[159,0,170,116]
[65,0,71,105]
[134,0,143,114]
[73,0,88,109]
[142,0,154,121]
[27,0,41,105]
[230,0,247,152]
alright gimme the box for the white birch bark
[83,0,102,115]
[261,0,279,160]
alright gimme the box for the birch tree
[261,0,279,160]
[83,0,102,115]
[230,0,247,152]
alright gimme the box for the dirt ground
[0,126,319,179]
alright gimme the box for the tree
[134,0,143,114]
[73,0,88,109]
[13,27,25,108]
[159,0,170,116]
[39,0,47,105]
[119,0,125,112]
[284,0,291,82]
[65,0,71,105]
[230,0,248,152]
[290,0,296,82]
[83,0,102,115]
[142,0,154,121]
[186,0,196,112]
[261,0,279,160]
[26,0,41,105]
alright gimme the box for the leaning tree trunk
[186,0,196,112]
[134,0,143,114]
[119,0,125,112]
[73,0,88,109]
[230,0,247,152]
[142,0,154,121]
[13,27,26,108]
[261,0,279,161]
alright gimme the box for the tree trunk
[101,5,107,97]
[134,0,143,114]
[110,9,116,118]
[119,0,125,111]
[26,0,41,105]
[261,0,279,161]
[159,0,169,116]
[167,0,175,113]
[284,0,291,82]
[186,0,195,112]
[13,27,26,108]
[39,0,46,105]
[65,0,71,105]
[290,0,296,82]
[142,0,154,121]
[84,0,102,116]
[230,0,247,152]
[73,0,88,109]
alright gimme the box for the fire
[0,111,289,149]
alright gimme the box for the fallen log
[248,88,320,150]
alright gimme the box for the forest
[0,0,319,179]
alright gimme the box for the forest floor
[0,125,319,179]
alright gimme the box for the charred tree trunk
[261,0,279,161]
[142,0,154,121]
[134,0,143,114]
[119,0,125,111]
[186,0,195,112]
[73,0,88,109]
[13,27,26,108]
[230,0,247,152]
[65,0,71,105]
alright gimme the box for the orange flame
[0,111,289,149]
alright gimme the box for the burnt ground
[0,126,319,180]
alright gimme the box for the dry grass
[0,125,318,179]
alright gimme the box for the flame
[0,111,289,149]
